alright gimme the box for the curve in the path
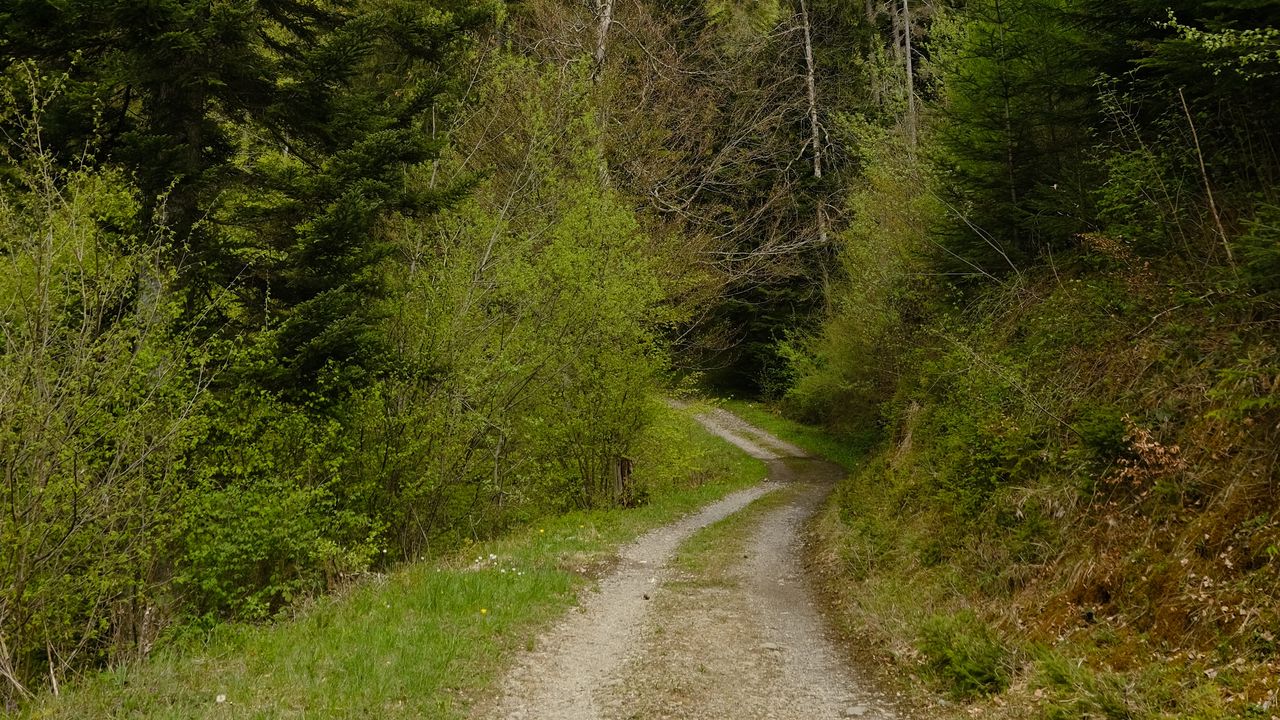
[484,406,897,720]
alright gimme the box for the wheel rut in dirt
[484,407,898,720]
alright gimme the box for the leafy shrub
[178,393,376,621]
[1094,88,1204,260]
[0,153,203,700]
[1075,403,1130,463]
[918,610,1011,698]
[931,404,1044,518]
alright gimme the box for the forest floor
[480,406,903,720]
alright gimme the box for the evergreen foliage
[0,0,489,396]
[933,0,1096,274]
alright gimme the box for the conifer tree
[0,0,488,398]
[934,0,1095,275]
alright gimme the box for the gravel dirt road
[483,406,898,720]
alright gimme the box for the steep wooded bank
[760,0,1280,715]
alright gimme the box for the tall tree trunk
[902,0,917,146]
[995,0,1018,210]
[890,0,902,61]
[865,0,882,108]
[592,0,616,186]
[799,0,822,180]
[592,0,615,80]
[798,0,828,245]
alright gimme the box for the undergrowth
[17,400,766,719]
[771,257,1280,718]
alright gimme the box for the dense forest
[2,0,1278,714]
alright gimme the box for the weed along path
[483,405,897,720]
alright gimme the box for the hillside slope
[762,256,1280,717]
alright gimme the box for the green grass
[719,398,868,470]
[21,401,766,720]
[673,486,790,580]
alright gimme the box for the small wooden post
[611,455,635,506]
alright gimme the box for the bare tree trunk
[591,0,616,187]
[799,0,822,181]
[592,0,615,80]
[890,0,902,61]
[902,0,917,146]
[798,0,828,246]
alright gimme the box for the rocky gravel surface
[482,407,899,720]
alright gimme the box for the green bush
[918,610,1011,698]
[1075,403,1129,463]
[178,393,376,621]
[931,403,1044,518]
[0,153,203,700]
[779,119,941,435]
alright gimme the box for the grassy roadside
[726,408,1000,717]
[717,398,869,470]
[18,400,766,720]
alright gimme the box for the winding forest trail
[482,405,899,720]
